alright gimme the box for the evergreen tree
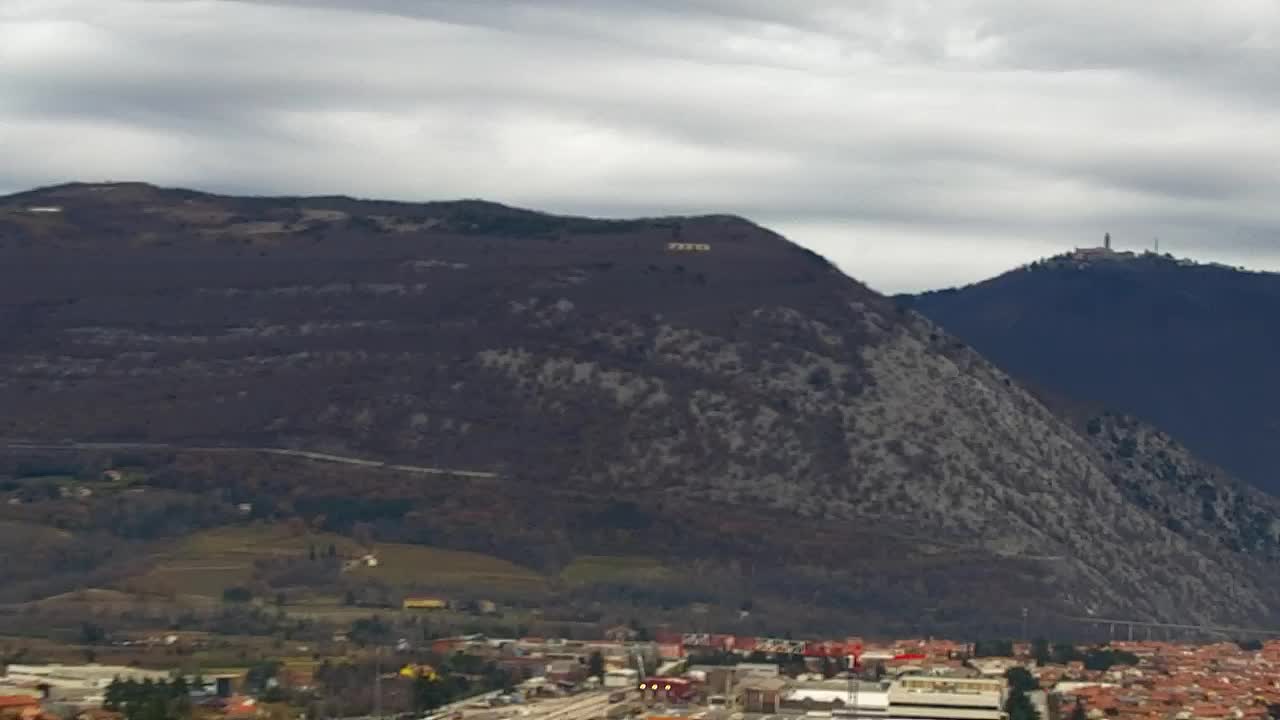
[1052,643,1082,665]
[1005,687,1040,720]
[588,651,605,680]
[104,676,193,720]
[105,679,124,711]
[170,675,191,717]
[413,675,448,712]
[1070,699,1088,720]
[1031,638,1050,666]
[120,679,141,709]
[1006,667,1040,693]
[974,640,1015,657]
[81,622,106,645]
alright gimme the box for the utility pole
[374,646,383,720]
[726,665,734,711]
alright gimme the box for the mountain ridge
[903,248,1280,495]
[2,184,1279,634]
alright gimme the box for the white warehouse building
[887,676,1006,720]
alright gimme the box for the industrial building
[638,677,697,704]
[1,665,170,706]
[887,676,1006,720]
[790,679,890,718]
[738,677,789,713]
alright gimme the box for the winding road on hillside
[0,439,500,479]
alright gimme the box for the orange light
[639,684,647,690]
[665,685,672,691]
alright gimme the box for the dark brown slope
[903,253,1280,495]
[3,183,1280,634]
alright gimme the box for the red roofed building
[222,696,260,718]
[654,631,683,646]
[639,677,698,703]
[0,696,41,720]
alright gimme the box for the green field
[124,524,547,599]
[124,525,360,597]
[0,520,73,546]
[116,525,672,605]
[33,587,218,615]
[560,555,668,586]
[348,542,548,592]
[174,524,364,558]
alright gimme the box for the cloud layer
[3,0,1280,291]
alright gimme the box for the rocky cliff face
[3,183,1279,631]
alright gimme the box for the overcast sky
[4,1,1280,292]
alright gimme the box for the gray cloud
[2,0,1279,292]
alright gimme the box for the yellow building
[399,664,438,680]
[403,597,448,610]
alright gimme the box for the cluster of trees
[292,497,413,534]
[1071,700,1090,720]
[349,617,394,646]
[104,678,192,720]
[222,586,254,603]
[973,638,1142,671]
[974,640,1016,658]
[1029,638,1139,670]
[310,649,520,717]
[682,649,864,678]
[246,660,284,700]
[407,655,514,713]
[1000,644,1143,720]
[1004,667,1039,720]
[1078,647,1141,671]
